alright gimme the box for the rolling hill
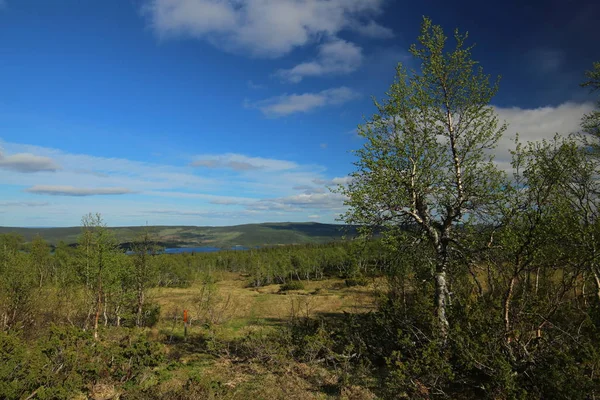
[0,222,361,248]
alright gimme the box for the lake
[164,247,221,254]
[127,246,249,255]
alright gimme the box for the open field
[15,272,382,399]
[150,272,380,340]
[126,274,381,399]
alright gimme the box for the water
[163,247,221,254]
[126,246,249,255]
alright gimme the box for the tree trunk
[435,246,450,339]
[116,302,123,327]
[93,287,101,340]
[93,252,103,340]
[103,294,108,326]
[504,274,517,343]
[593,268,600,303]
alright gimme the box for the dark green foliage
[0,326,164,400]
[0,250,37,332]
[280,280,305,291]
[344,277,368,287]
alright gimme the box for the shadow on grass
[159,317,289,358]
[320,383,341,396]
[161,332,211,356]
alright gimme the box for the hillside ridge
[0,222,360,248]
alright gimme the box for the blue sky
[0,0,598,227]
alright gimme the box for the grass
[150,272,378,340]
[138,272,380,398]
[11,271,379,399]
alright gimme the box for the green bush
[0,326,165,400]
[143,302,161,327]
[280,281,305,291]
[344,277,368,287]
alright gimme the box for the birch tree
[80,213,117,339]
[339,17,506,338]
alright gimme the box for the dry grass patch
[150,273,378,339]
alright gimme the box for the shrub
[142,302,161,328]
[280,281,305,291]
[345,277,368,287]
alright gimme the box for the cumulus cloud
[190,153,298,171]
[344,103,593,173]
[493,102,594,170]
[275,39,363,83]
[0,152,60,173]
[247,86,360,117]
[25,185,134,196]
[144,0,390,57]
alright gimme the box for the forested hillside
[0,222,358,248]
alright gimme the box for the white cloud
[308,214,321,219]
[0,139,352,226]
[0,141,217,192]
[494,102,594,169]
[144,0,391,57]
[275,39,363,83]
[0,152,60,173]
[250,192,346,212]
[25,185,134,197]
[247,86,360,117]
[293,185,326,194]
[190,153,297,171]
[344,103,594,173]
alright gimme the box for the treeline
[0,219,384,335]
